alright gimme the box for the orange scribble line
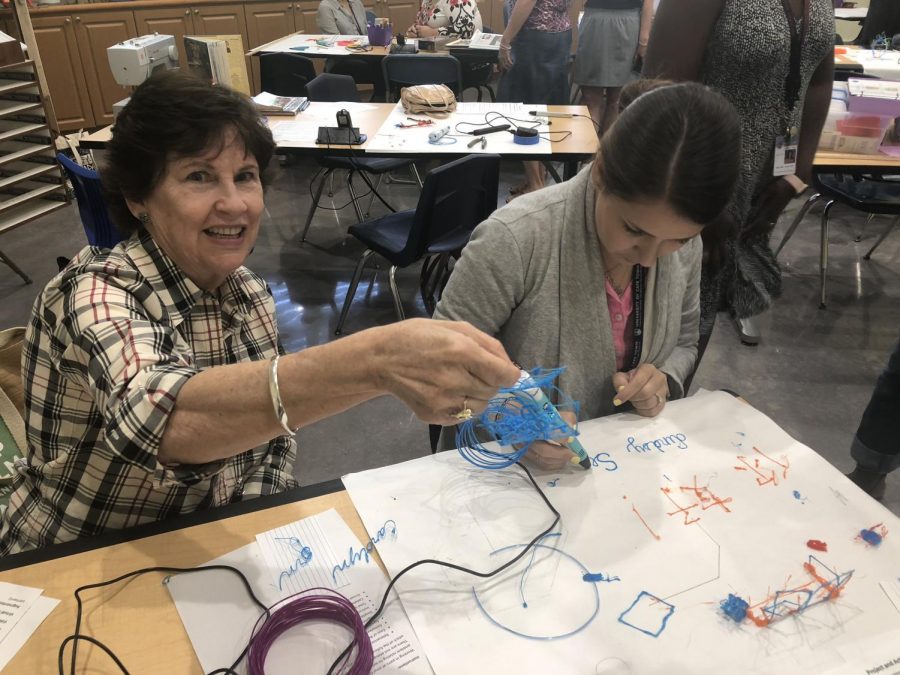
[753,446,790,479]
[631,504,661,541]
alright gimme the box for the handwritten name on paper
[332,520,398,582]
[625,433,688,454]
[275,536,314,591]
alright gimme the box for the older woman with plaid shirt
[0,71,517,555]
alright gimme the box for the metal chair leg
[775,192,821,258]
[819,200,835,309]
[863,215,898,260]
[855,213,875,243]
[346,171,365,223]
[335,249,375,335]
[0,248,31,284]
[301,170,329,242]
[362,174,383,220]
[389,265,405,321]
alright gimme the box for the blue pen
[514,370,592,470]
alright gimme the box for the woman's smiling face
[128,127,264,291]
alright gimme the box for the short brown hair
[101,70,276,234]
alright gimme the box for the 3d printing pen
[512,370,592,470]
[529,110,575,118]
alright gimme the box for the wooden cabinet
[72,10,137,128]
[31,15,93,130]
[375,0,417,33]
[245,1,296,91]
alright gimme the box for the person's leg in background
[847,337,900,499]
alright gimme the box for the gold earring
[138,212,151,227]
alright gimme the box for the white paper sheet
[268,102,379,145]
[364,102,553,154]
[167,509,433,674]
[0,594,59,671]
[254,34,370,56]
[344,391,900,675]
[0,582,43,646]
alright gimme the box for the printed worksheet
[167,509,432,674]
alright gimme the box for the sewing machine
[107,34,178,115]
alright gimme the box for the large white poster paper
[344,391,900,675]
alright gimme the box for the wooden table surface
[0,488,368,674]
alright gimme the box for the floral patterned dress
[415,0,483,37]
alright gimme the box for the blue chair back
[382,54,463,101]
[366,10,376,25]
[305,73,360,102]
[405,154,499,264]
[57,153,125,249]
[259,52,318,97]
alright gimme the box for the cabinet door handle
[74,16,81,21]
[64,17,71,22]
[193,8,200,14]
[185,9,190,14]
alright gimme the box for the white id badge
[773,132,798,176]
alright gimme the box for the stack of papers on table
[0,582,58,670]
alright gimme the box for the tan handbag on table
[400,84,457,117]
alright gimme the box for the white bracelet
[268,355,296,435]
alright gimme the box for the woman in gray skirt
[574,0,654,135]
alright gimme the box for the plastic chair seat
[317,156,414,173]
[349,209,417,265]
[57,153,125,249]
[816,173,900,214]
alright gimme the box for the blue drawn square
[618,591,675,638]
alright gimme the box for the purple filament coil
[247,587,373,675]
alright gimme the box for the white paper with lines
[167,509,432,674]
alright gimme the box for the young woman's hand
[612,364,668,417]
[524,411,579,470]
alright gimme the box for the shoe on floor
[734,316,761,346]
[846,466,887,501]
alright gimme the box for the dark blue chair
[259,52,318,97]
[381,54,463,103]
[301,73,421,241]
[335,154,500,334]
[57,153,125,249]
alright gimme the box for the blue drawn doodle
[792,490,808,504]
[626,434,688,454]
[456,368,581,470]
[274,536,313,591]
[583,572,620,583]
[618,591,675,638]
[719,594,749,622]
[590,452,619,471]
[331,519,397,582]
[860,527,883,546]
[472,541,601,640]
[758,555,853,625]
[517,533,560,608]
[547,478,560,488]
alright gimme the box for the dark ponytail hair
[595,79,741,226]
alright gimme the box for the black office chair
[458,26,496,102]
[381,54,463,102]
[259,53,318,96]
[775,173,900,307]
[334,154,500,334]
[301,73,421,242]
[855,0,900,46]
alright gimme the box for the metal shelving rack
[0,0,67,283]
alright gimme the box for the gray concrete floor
[0,157,897,516]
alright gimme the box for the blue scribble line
[472,540,600,641]
[274,536,313,591]
[618,591,675,638]
[583,572,620,583]
[760,555,853,624]
[331,519,397,582]
[518,533,561,608]
[547,478,560,488]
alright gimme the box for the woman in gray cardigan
[434,81,741,465]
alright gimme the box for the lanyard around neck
[779,0,810,116]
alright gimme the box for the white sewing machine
[107,34,178,115]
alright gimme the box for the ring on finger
[655,393,665,407]
[452,396,473,421]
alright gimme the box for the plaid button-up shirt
[0,232,297,555]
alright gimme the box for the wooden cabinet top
[28,0,298,17]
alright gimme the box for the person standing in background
[498,0,573,200]
[644,0,833,352]
[847,337,900,500]
[574,0,654,135]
